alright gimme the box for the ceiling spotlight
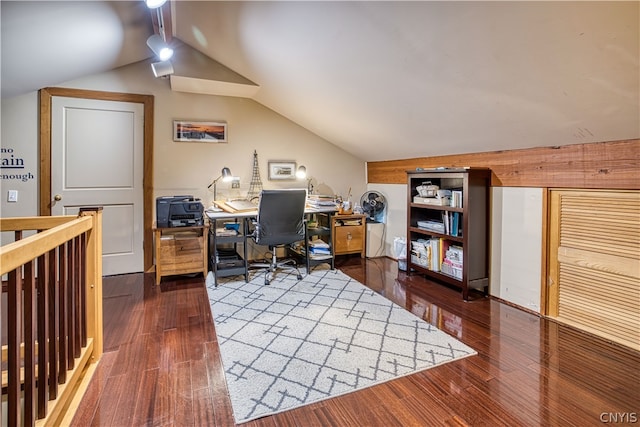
[151,61,174,78]
[145,0,167,9]
[146,34,173,61]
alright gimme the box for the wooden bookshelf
[406,168,491,300]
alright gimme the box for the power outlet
[231,178,240,189]
[7,190,18,202]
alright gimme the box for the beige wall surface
[0,59,366,237]
[1,58,544,312]
[1,92,39,219]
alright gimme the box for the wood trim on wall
[38,87,155,271]
[540,189,550,315]
[367,139,640,189]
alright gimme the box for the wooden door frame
[39,87,155,272]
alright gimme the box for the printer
[156,195,204,227]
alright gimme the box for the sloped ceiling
[1,1,153,98]
[2,1,638,162]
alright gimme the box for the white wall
[0,59,366,238]
[490,187,543,313]
[367,182,543,312]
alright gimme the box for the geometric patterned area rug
[206,265,477,424]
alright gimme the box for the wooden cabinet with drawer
[153,223,209,285]
[332,214,366,258]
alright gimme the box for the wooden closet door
[548,189,639,350]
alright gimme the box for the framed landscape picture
[268,161,297,180]
[173,120,227,142]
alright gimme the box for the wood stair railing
[0,208,103,427]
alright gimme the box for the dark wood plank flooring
[71,257,640,426]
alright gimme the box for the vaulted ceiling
[2,1,638,162]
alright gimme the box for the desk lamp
[208,167,233,208]
[296,165,313,194]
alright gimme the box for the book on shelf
[417,220,444,233]
[306,239,332,257]
[410,239,431,269]
[451,190,463,208]
[215,228,238,236]
[294,246,332,260]
[446,245,463,263]
[435,212,462,237]
[308,253,333,260]
[309,239,330,248]
[439,239,450,271]
[411,237,464,277]
[309,246,331,254]
[451,212,458,237]
[429,239,440,272]
[441,242,463,279]
[441,258,463,280]
[442,212,450,235]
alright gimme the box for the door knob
[54,194,62,201]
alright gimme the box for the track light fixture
[146,34,173,61]
[151,60,174,78]
[145,0,173,78]
[145,0,167,9]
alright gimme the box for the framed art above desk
[268,161,297,180]
[173,120,227,143]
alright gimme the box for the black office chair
[250,189,307,285]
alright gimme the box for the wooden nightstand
[332,214,366,258]
[153,223,209,285]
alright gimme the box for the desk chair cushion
[251,189,307,285]
[253,189,306,247]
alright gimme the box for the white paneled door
[51,97,144,275]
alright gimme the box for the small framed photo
[268,161,297,180]
[173,120,227,143]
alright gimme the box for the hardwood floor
[71,257,640,426]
